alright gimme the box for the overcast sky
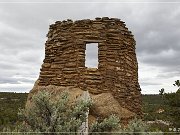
[0,0,180,94]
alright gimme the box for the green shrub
[3,91,120,135]
[89,115,120,135]
[17,91,91,134]
[119,118,163,135]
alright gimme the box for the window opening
[85,43,98,68]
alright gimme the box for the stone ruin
[28,17,142,123]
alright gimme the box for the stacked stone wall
[38,17,141,115]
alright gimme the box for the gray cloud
[0,77,20,84]
[0,0,180,93]
[140,82,161,86]
[0,75,35,84]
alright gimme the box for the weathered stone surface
[90,93,135,119]
[28,17,142,120]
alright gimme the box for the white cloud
[139,62,179,94]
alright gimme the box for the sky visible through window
[85,43,98,68]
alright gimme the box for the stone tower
[29,17,142,117]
